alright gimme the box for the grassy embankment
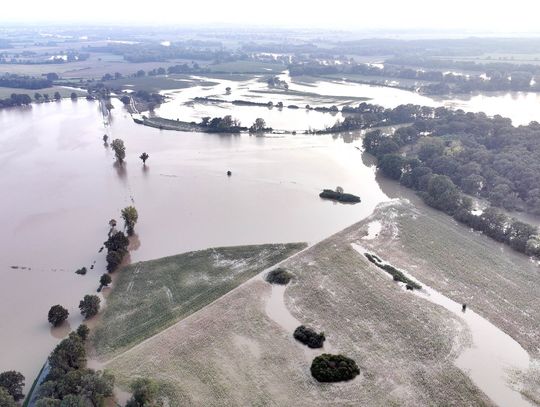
[103,206,498,406]
[0,86,86,99]
[92,243,306,359]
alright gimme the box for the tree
[46,73,59,81]
[54,92,61,101]
[121,206,138,236]
[0,387,17,407]
[111,139,126,162]
[76,325,90,341]
[102,134,108,143]
[58,394,87,406]
[80,370,114,407]
[249,118,268,133]
[79,295,100,319]
[378,154,404,180]
[106,250,124,272]
[126,378,160,407]
[139,152,149,165]
[310,354,360,382]
[100,273,112,287]
[70,92,78,101]
[120,95,130,105]
[425,175,461,214]
[0,371,25,401]
[34,92,43,101]
[36,398,61,406]
[48,305,69,327]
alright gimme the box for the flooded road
[351,242,534,407]
[0,98,388,389]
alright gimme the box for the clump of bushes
[75,267,87,275]
[79,295,100,319]
[319,188,360,203]
[104,231,129,272]
[365,253,422,290]
[265,268,293,284]
[310,354,360,382]
[294,325,325,348]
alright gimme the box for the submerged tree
[139,152,149,165]
[249,118,267,133]
[100,273,112,287]
[111,139,126,162]
[121,206,139,236]
[48,305,69,327]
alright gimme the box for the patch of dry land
[92,199,540,405]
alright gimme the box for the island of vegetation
[364,253,422,290]
[265,267,293,284]
[293,325,326,348]
[319,187,360,203]
[310,354,360,382]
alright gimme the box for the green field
[92,243,306,359]
[0,85,87,99]
[206,60,285,74]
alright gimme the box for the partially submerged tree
[99,273,112,287]
[121,206,139,236]
[139,152,149,165]
[48,305,69,327]
[111,139,126,162]
[76,325,90,341]
[79,295,100,319]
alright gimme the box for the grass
[103,75,217,93]
[104,221,490,406]
[92,243,306,358]
[0,85,86,99]
[360,199,540,357]
[206,60,284,74]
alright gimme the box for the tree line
[359,104,540,257]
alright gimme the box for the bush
[265,268,293,285]
[48,305,69,327]
[364,253,421,289]
[310,354,360,382]
[79,295,100,319]
[75,266,87,275]
[293,326,325,348]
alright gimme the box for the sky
[2,0,540,34]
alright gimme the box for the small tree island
[319,186,360,203]
[310,354,360,382]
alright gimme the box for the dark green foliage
[74,267,87,275]
[365,253,422,289]
[310,354,360,382]
[106,251,123,272]
[293,326,325,348]
[0,371,25,401]
[0,387,17,407]
[199,115,245,133]
[265,268,293,285]
[104,232,129,253]
[76,325,90,342]
[0,93,32,108]
[319,189,360,203]
[48,333,86,375]
[79,295,100,319]
[378,154,404,180]
[99,274,112,287]
[48,305,69,327]
[126,378,160,407]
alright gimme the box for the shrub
[364,253,421,290]
[48,305,69,327]
[310,354,360,382]
[266,268,293,285]
[293,326,325,348]
[75,267,87,275]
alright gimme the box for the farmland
[102,201,505,406]
[92,243,306,359]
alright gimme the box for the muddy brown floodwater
[0,98,388,390]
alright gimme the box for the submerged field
[102,200,535,406]
[92,243,306,358]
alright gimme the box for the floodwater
[0,98,387,390]
[154,72,540,129]
[351,242,534,407]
